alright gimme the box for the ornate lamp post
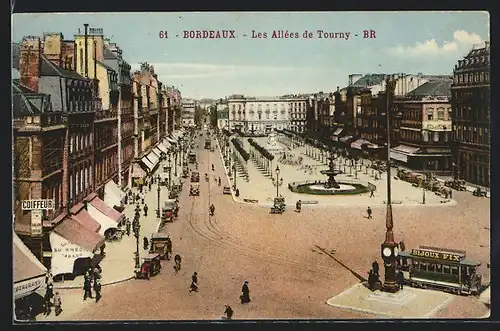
[232,164,237,189]
[156,174,161,218]
[380,77,400,293]
[272,165,284,197]
[132,215,141,269]
[174,145,178,177]
[167,152,172,188]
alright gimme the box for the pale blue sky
[12,12,489,99]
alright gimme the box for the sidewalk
[39,163,182,320]
[219,137,452,207]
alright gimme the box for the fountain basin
[288,180,375,195]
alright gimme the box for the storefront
[104,180,126,211]
[13,232,48,320]
[390,144,420,166]
[86,193,124,238]
[131,163,147,187]
[50,218,105,277]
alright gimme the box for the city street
[51,133,490,320]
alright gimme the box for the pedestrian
[124,194,128,205]
[370,190,375,198]
[94,279,102,302]
[218,177,221,186]
[93,265,102,280]
[399,240,406,251]
[240,280,251,304]
[189,272,199,292]
[372,260,379,277]
[149,182,152,190]
[397,270,405,289]
[166,236,172,260]
[367,206,372,219]
[83,276,93,300]
[367,270,375,291]
[223,304,234,320]
[449,189,453,199]
[143,236,149,250]
[296,200,302,213]
[139,184,143,194]
[143,204,148,217]
[126,219,131,236]
[44,283,54,316]
[53,292,62,316]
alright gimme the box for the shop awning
[104,180,126,209]
[166,137,177,144]
[158,141,170,154]
[140,155,155,172]
[339,136,354,143]
[333,128,343,135]
[390,151,409,163]
[71,209,101,233]
[13,232,47,300]
[49,227,100,276]
[422,148,452,155]
[146,150,160,169]
[392,144,421,155]
[351,139,376,150]
[132,163,146,178]
[152,146,163,159]
[89,195,123,224]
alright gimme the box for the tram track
[185,140,337,277]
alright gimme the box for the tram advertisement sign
[411,249,461,262]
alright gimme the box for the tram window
[436,264,443,273]
[420,262,429,271]
[412,260,419,269]
[451,266,459,276]
[443,265,450,274]
[428,264,437,272]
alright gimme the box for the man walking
[295,200,302,213]
[370,190,375,198]
[83,275,93,300]
[397,270,405,289]
[53,292,62,316]
[223,304,234,320]
[44,283,54,316]
[189,272,199,292]
[240,280,251,304]
[94,279,102,303]
[372,260,380,277]
[143,204,149,217]
[367,206,372,219]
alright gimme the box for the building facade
[181,99,196,128]
[392,80,453,173]
[227,95,303,134]
[451,42,490,187]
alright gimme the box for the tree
[209,105,217,128]
[194,105,205,127]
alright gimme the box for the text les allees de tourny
[158,30,377,40]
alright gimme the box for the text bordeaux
[411,249,461,262]
[184,30,236,39]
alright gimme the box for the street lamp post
[167,153,172,188]
[380,77,399,293]
[232,164,237,189]
[156,174,161,218]
[132,214,141,269]
[174,146,178,176]
[272,165,284,197]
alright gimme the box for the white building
[181,99,196,128]
[216,101,229,130]
[228,95,309,134]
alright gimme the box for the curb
[53,275,135,290]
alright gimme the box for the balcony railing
[41,112,64,127]
[121,107,133,115]
[95,109,118,121]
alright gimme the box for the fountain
[320,151,341,189]
[288,148,375,195]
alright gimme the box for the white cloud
[130,62,314,80]
[390,30,485,58]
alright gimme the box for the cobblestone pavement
[44,133,490,321]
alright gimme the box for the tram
[398,246,482,295]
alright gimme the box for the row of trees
[247,138,274,161]
[231,138,250,161]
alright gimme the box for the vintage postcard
[11,11,490,322]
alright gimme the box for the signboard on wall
[22,199,55,210]
[30,210,43,236]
